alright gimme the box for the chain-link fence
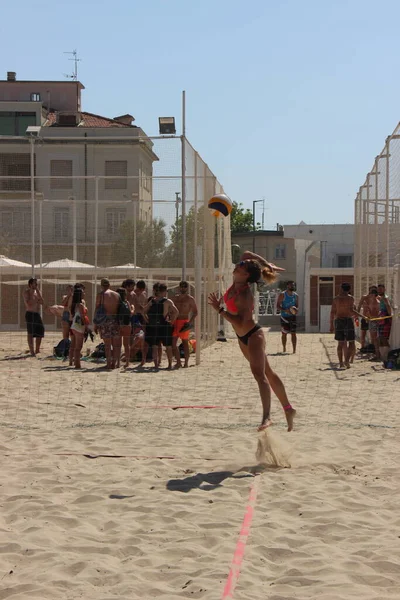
[0,136,233,356]
[354,123,400,347]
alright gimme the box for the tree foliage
[230,201,260,234]
[109,218,167,267]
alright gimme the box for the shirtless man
[23,278,45,356]
[94,278,121,369]
[144,283,178,369]
[132,280,147,364]
[362,285,380,360]
[330,282,358,369]
[356,288,372,350]
[377,283,392,362]
[172,281,198,368]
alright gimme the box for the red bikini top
[223,284,253,315]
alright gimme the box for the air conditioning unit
[56,112,81,127]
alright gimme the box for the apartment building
[0,71,158,265]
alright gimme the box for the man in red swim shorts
[172,281,198,368]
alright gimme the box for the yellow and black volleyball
[207,194,233,217]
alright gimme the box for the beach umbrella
[0,255,31,267]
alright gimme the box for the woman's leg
[69,334,76,366]
[239,334,296,431]
[74,333,84,369]
[244,331,272,430]
[62,321,70,340]
[264,356,296,431]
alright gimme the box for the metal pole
[385,138,390,288]
[195,245,202,365]
[39,198,43,318]
[252,200,256,253]
[72,196,77,262]
[133,198,137,276]
[181,90,187,280]
[30,137,35,275]
[93,177,99,310]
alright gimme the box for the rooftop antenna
[63,50,81,81]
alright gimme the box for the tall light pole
[252,199,265,253]
[175,192,181,264]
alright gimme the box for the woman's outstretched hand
[208,292,223,312]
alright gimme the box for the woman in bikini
[208,251,296,431]
[69,287,88,369]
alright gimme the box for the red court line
[221,474,260,599]
[134,405,241,410]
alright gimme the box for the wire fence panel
[0,136,233,353]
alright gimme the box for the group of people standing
[330,282,392,368]
[23,277,198,370]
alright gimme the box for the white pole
[133,198,137,276]
[181,90,187,280]
[30,137,35,276]
[72,196,77,262]
[93,177,99,310]
[195,245,202,365]
[39,198,43,315]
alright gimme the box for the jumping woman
[208,251,296,431]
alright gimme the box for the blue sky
[2,0,400,227]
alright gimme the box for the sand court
[0,331,399,599]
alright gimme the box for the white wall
[284,223,354,268]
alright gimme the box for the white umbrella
[110,263,141,269]
[35,258,94,269]
[0,255,31,267]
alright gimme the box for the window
[141,163,151,192]
[105,161,127,189]
[106,210,126,235]
[30,93,41,102]
[54,209,69,240]
[337,255,353,268]
[0,153,32,191]
[0,111,36,135]
[0,211,13,234]
[274,243,286,260]
[21,210,32,238]
[50,160,73,189]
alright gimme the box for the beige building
[0,71,158,265]
[231,230,298,284]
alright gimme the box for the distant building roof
[44,111,136,128]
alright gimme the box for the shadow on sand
[166,464,283,493]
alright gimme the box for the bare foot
[339,362,345,369]
[173,363,181,370]
[345,362,351,369]
[257,418,273,431]
[184,363,189,368]
[285,407,296,432]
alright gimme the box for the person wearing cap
[94,278,121,369]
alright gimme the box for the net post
[30,137,35,276]
[181,90,187,280]
[195,245,202,365]
[93,176,99,311]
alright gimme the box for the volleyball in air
[208,194,233,217]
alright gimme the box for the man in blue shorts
[277,281,299,353]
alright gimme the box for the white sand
[0,330,399,599]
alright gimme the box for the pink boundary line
[221,474,260,599]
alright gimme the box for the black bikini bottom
[237,324,262,346]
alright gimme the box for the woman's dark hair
[71,287,83,315]
[117,287,126,301]
[245,260,262,284]
[241,260,276,285]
